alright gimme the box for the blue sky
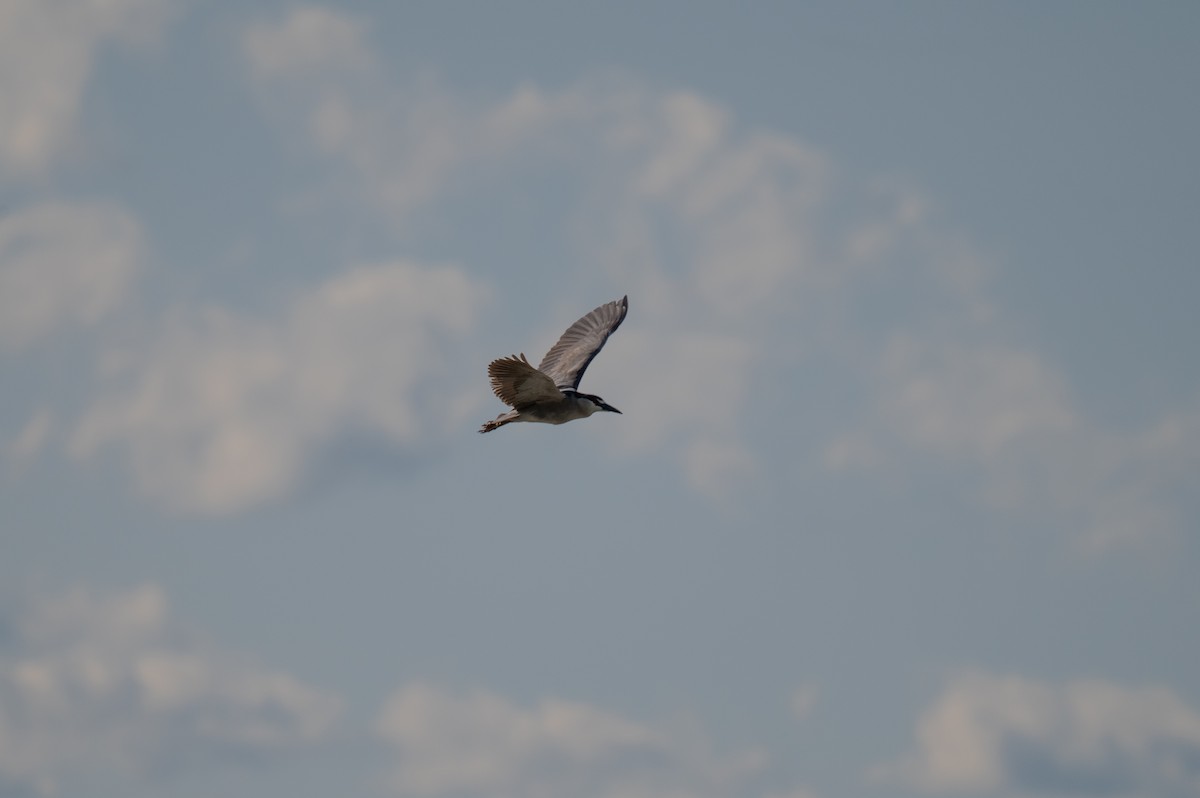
[2,2,1199,797]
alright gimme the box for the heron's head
[582,393,621,415]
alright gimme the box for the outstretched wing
[537,296,628,389]
[487,354,563,408]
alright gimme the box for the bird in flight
[480,296,628,433]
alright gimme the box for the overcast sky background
[2,2,1199,797]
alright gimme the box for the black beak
[601,403,622,414]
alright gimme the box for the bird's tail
[479,411,518,433]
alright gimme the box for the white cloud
[242,5,374,78]
[835,335,1078,463]
[602,329,750,447]
[875,672,1200,798]
[0,584,340,796]
[826,331,1200,548]
[244,7,486,220]
[0,0,170,176]
[788,685,819,721]
[572,91,832,492]
[0,202,144,351]
[641,128,825,316]
[633,92,729,199]
[7,409,53,467]
[375,682,765,798]
[683,437,756,498]
[71,261,488,514]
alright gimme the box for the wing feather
[487,354,563,408]
[537,296,628,389]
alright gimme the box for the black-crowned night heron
[479,296,628,433]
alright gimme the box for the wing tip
[487,353,529,371]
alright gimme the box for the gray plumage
[480,296,628,433]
